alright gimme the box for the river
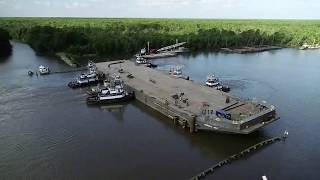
[0,42,319,180]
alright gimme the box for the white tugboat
[205,75,220,87]
[87,76,135,105]
[68,61,105,88]
[38,65,50,75]
[136,56,149,64]
[169,66,183,78]
[205,74,230,92]
[87,79,111,96]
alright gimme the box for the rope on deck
[190,132,288,180]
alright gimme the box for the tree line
[0,18,319,60]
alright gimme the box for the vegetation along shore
[0,18,319,63]
[0,28,12,58]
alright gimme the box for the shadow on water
[0,57,10,64]
[86,102,131,123]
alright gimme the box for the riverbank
[2,18,315,58]
[55,52,78,67]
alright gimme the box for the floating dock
[190,135,286,179]
[96,60,279,134]
[221,46,281,54]
[140,52,177,59]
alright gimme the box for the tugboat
[205,74,231,92]
[39,65,50,75]
[216,85,231,92]
[87,79,111,96]
[68,61,105,88]
[205,75,220,87]
[87,76,135,105]
[88,60,95,69]
[169,66,183,78]
[145,62,158,68]
[136,56,149,64]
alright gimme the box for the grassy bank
[0,18,319,61]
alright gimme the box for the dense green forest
[0,18,319,59]
[0,28,12,58]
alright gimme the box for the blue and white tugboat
[205,74,220,87]
[87,76,135,105]
[68,61,105,88]
[205,74,230,92]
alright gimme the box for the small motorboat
[39,65,50,75]
[205,75,220,87]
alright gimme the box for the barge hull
[97,60,279,134]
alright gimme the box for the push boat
[205,75,220,87]
[87,76,135,105]
[169,66,183,78]
[136,56,149,64]
[39,65,50,75]
[68,61,105,88]
[145,62,158,68]
[216,85,231,92]
[205,74,230,92]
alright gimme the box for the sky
[0,0,319,19]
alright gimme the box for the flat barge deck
[96,60,279,134]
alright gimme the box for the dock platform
[96,60,278,134]
[221,46,281,54]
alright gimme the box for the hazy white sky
[0,0,318,19]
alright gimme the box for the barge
[96,60,279,134]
